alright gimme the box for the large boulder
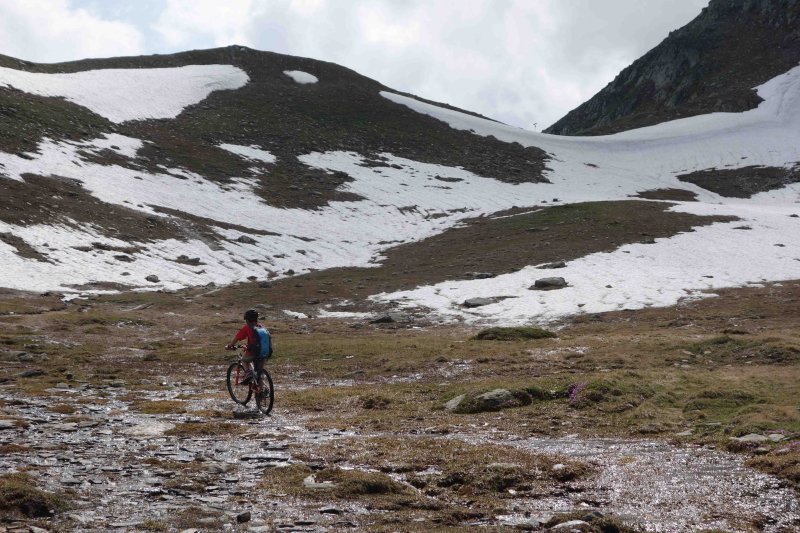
[463,297,495,308]
[530,277,567,290]
[449,389,532,413]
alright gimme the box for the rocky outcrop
[545,0,800,135]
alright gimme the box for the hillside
[0,42,799,326]
[545,0,800,135]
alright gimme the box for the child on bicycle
[226,309,272,384]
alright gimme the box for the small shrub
[472,327,556,341]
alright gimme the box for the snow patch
[283,70,318,84]
[0,64,248,123]
[219,143,276,164]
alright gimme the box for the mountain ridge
[545,0,800,135]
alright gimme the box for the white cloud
[0,0,144,62]
[152,0,707,128]
[2,0,709,128]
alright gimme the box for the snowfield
[0,62,799,324]
[0,64,248,123]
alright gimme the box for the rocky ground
[0,281,798,532]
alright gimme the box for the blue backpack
[249,325,273,359]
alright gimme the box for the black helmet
[244,309,258,322]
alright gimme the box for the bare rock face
[545,0,800,136]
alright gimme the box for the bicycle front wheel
[226,362,252,405]
[255,369,274,415]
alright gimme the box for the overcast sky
[0,0,709,129]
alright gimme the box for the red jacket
[233,323,263,356]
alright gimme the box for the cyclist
[226,309,270,384]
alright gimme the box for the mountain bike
[225,345,274,415]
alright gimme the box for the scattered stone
[370,314,395,324]
[444,394,466,411]
[237,511,252,523]
[512,516,550,530]
[145,274,160,283]
[767,433,787,442]
[463,297,495,308]
[257,281,273,288]
[732,433,770,443]
[456,388,530,413]
[540,261,567,269]
[530,277,568,290]
[303,475,336,489]
[550,520,590,531]
[18,368,45,378]
[0,420,17,430]
[233,410,262,420]
[552,463,566,472]
[110,521,144,529]
[319,506,343,515]
[466,272,495,279]
[675,430,693,437]
[236,235,257,244]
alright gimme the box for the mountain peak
[545,0,800,135]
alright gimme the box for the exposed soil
[677,164,800,198]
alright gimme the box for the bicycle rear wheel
[226,362,252,405]
[255,369,274,415]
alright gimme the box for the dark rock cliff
[545,0,800,136]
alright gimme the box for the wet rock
[319,506,343,515]
[145,274,160,283]
[530,277,568,290]
[237,511,252,523]
[463,297,495,308]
